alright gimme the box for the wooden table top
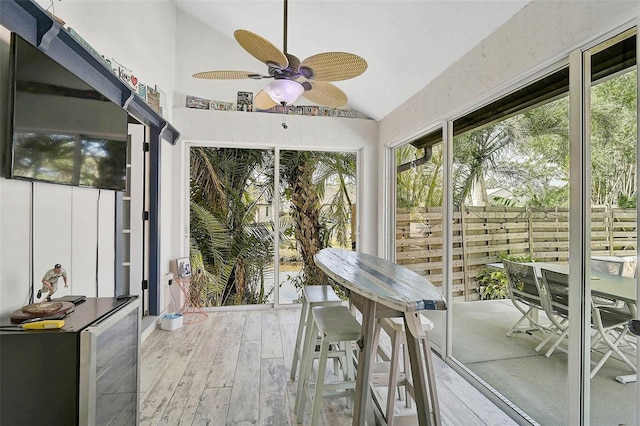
[314,248,447,313]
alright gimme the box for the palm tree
[453,123,524,206]
[190,147,275,305]
[396,144,443,208]
[279,150,356,287]
[190,147,356,302]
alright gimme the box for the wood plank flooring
[140,308,517,426]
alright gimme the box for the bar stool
[371,315,434,425]
[290,285,343,381]
[295,305,361,426]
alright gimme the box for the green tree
[396,144,443,208]
[190,147,275,305]
[279,150,356,288]
[453,122,525,206]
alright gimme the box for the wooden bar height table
[314,248,447,426]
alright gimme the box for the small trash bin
[160,313,183,330]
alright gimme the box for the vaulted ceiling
[175,0,530,121]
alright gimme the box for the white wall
[31,1,180,306]
[377,0,638,257]
[170,8,380,315]
[0,1,178,319]
[171,108,379,254]
[380,0,637,143]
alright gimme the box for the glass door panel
[277,150,357,305]
[588,31,637,425]
[450,90,570,424]
[393,132,445,352]
[189,147,275,306]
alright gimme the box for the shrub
[477,254,535,300]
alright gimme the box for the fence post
[608,204,614,255]
[527,205,533,259]
[460,204,471,301]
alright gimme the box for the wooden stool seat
[295,305,361,426]
[290,285,342,381]
[372,315,434,425]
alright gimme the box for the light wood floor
[139,308,518,426]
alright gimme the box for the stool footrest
[297,305,360,426]
[371,361,407,387]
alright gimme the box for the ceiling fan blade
[254,90,278,110]
[192,70,264,80]
[234,30,288,68]
[300,52,367,82]
[301,81,348,108]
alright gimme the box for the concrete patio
[427,299,637,426]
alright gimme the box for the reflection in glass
[11,132,128,190]
[589,33,637,425]
[394,136,445,351]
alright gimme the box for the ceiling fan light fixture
[264,79,304,105]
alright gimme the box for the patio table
[490,261,637,383]
[314,248,447,426]
[487,261,636,306]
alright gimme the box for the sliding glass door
[392,129,446,352]
[389,26,638,425]
[449,80,571,424]
[587,30,637,425]
[188,146,357,307]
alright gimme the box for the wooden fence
[396,205,637,300]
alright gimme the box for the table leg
[353,298,376,426]
[404,312,440,426]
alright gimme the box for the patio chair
[538,268,570,357]
[502,260,548,338]
[620,256,637,278]
[590,257,628,308]
[590,300,637,378]
[591,256,624,276]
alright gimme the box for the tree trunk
[291,162,324,285]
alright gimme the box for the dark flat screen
[8,33,128,191]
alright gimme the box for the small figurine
[37,263,68,302]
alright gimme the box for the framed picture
[176,257,192,278]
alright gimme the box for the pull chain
[281,102,288,129]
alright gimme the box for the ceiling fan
[192,0,367,110]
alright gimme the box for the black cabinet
[0,298,140,425]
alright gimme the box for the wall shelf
[1,0,177,315]
[0,0,180,144]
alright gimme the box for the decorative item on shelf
[335,108,357,118]
[146,86,161,114]
[319,106,333,116]
[137,82,147,101]
[302,106,319,116]
[237,91,254,112]
[257,103,357,118]
[210,100,235,111]
[67,28,113,71]
[157,86,168,117]
[186,95,211,109]
[111,58,139,92]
